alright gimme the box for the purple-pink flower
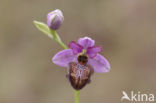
[52,37,110,73]
[47,9,64,30]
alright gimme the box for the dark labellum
[67,54,94,90]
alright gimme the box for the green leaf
[33,20,54,38]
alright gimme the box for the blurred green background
[0,0,156,103]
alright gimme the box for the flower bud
[47,9,64,30]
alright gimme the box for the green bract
[33,20,67,49]
[33,20,55,38]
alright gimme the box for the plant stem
[50,30,80,103]
[75,90,80,103]
[52,31,68,49]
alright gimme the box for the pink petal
[47,13,55,28]
[77,37,95,48]
[88,54,110,73]
[47,9,64,29]
[69,41,83,55]
[52,49,75,67]
[87,46,102,58]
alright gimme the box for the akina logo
[121,91,154,102]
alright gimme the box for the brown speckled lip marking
[68,54,94,90]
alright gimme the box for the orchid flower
[33,9,111,103]
[47,9,64,30]
[52,37,110,73]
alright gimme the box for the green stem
[75,90,80,103]
[50,30,80,103]
[52,31,67,49]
